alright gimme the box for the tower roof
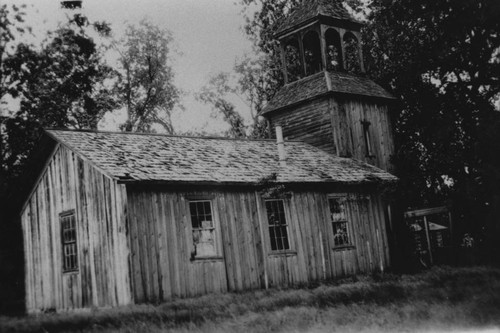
[261,71,395,115]
[275,0,361,37]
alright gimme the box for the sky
[3,0,257,134]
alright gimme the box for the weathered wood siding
[270,97,336,155]
[331,98,395,172]
[126,187,389,302]
[268,96,394,172]
[20,144,131,312]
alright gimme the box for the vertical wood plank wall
[269,96,395,172]
[334,98,395,172]
[20,145,131,312]
[126,187,390,303]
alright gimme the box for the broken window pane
[189,200,217,257]
[328,197,351,247]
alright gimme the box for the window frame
[361,120,374,157]
[60,209,79,273]
[264,198,294,254]
[187,198,222,261]
[327,195,354,250]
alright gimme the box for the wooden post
[319,24,328,71]
[423,216,433,265]
[339,29,347,70]
[355,31,365,73]
[298,31,307,78]
[448,211,453,247]
[255,193,268,289]
[279,41,289,84]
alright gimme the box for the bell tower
[262,0,396,172]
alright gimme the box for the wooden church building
[20,0,397,312]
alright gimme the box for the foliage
[240,0,301,100]
[0,3,31,315]
[1,266,500,331]
[196,55,270,139]
[0,3,30,102]
[114,19,180,133]
[363,0,500,238]
[198,0,308,139]
[1,12,117,188]
[197,72,247,138]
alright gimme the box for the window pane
[269,227,277,250]
[190,200,216,257]
[328,197,350,247]
[61,211,78,272]
[333,221,349,246]
[265,200,290,251]
[329,198,346,221]
[281,226,290,250]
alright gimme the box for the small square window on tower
[361,120,373,157]
[60,210,78,272]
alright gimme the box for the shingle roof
[262,71,395,115]
[46,129,396,185]
[275,0,359,37]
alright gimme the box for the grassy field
[1,266,500,332]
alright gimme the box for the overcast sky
[4,0,257,134]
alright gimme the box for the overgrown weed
[1,266,500,332]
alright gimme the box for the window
[265,199,290,251]
[60,210,78,272]
[328,197,351,247]
[362,120,373,157]
[189,200,217,258]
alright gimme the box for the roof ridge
[45,128,306,143]
[275,0,360,37]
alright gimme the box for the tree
[0,3,30,314]
[114,19,180,133]
[362,0,500,263]
[196,1,305,139]
[197,72,247,138]
[364,0,500,207]
[2,12,117,190]
[240,0,301,100]
[197,55,270,139]
[364,0,500,258]
[0,3,30,103]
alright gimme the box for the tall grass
[1,266,500,332]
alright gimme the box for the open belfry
[262,0,395,172]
